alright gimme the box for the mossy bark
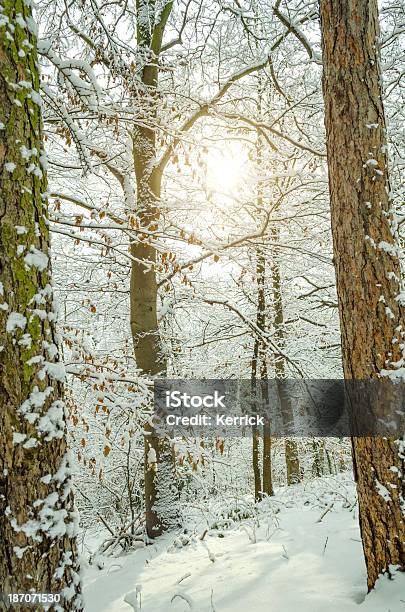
[0,0,81,607]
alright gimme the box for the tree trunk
[252,427,262,501]
[132,0,179,538]
[270,227,301,485]
[262,420,273,496]
[256,250,274,497]
[251,340,262,501]
[320,0,405,589]
[252,115,273,498]
[312,440,325,478]
[0,1,81,605]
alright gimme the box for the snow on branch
[273,3,321,64]
[41,83,93,173]
[38,39,103,111]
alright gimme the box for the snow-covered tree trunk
[0,0,81,605]
[320,0,405,589]
[131,0,179,538]
[270,226,301,485]
[252,119,273,498]
[250,248,273,500]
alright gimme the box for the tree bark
[320,0,405,589]
[0,1,81,606]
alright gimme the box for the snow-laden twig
[316,502,334,523]
[240,523,257,544]
[210,589,217,612]
[171,590,194,609]
[176,572,192,585]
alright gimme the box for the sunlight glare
[206,149,245,195]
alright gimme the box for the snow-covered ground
[81,475,405,611]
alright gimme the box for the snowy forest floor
[81,474,405,612]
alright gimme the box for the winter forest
[1,0,405,610]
